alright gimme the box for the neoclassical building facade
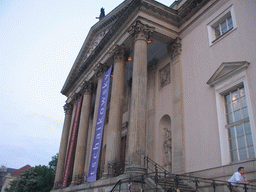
[53,0,256,191]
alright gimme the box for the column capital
[94,63,108,77]
[63,103,73,114]
[110,45,129,62]
[80,81,93,94]
[167,37,182,59]
[128,20,155,41]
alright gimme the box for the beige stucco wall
[180,0,256,172]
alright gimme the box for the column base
[125,165,146,175]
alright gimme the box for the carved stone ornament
[110,44,126,62]
[163,127,172,166]
[128,20,155,41]
[167,37,182,59]
[94,63,108,77]
[80,81,92,94]
[159,63,170,87]
[63,103,73,114]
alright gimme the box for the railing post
[118,180,122,192]
[228,182,232,192]
[146,156,148,175]
[193,178,199,191]
[155,164,158,192]
[174,175,179,190]
[164,170,167,190]
[141,174,144,190]
[244,184,248,192]
[211,180,216,192]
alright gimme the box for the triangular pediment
[207,61,249,86]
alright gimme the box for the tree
[48,153,58,173]
[5,154,58,192]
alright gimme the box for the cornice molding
[140,1,178,26]
[61,0,213,95]
[177,0,211,26]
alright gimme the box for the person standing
[227,167,250,192]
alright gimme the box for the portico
[53,0,183,190]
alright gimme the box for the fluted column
[126,20,154,173]
[84,64,107,175]
[71,82,92,185]
[103,45,126,176]
[54,103,73,188]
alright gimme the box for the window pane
[231,150,238,162]
[237,136,246,149]
[232,90,239,101]
[239,148,248,161]
[230,138,237,150]
[236,124,244,137]
[232,100,240,111]
[221,20,227,33]
[240,97,247,108]
[227,16,233,29]
[228,127,235,138]
[226,103,232,113]
[248,146,255,159]
[242,107,249,118]
[215,26,221,38]
[239,87,245,97]
[234,110,242,121]
[244,122,251,134]
[227,113,233,124]
[225,94,231,104]
[246,133,253,146]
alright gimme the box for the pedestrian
[227,167,249,192]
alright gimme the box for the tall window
[225,86,255,162]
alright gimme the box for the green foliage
[48,153,58,173]
[5,154,58,192]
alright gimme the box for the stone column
[70,82,92,185]
[54,103,73,188]
[84,64,107,175]
[103,45,126,176]
[126,20,154,173]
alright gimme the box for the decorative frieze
[167,37,182,59]
[159,63,171,87]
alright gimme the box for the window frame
[207,5,237,46]
[214,70,256,165]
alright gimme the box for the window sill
[210,27,236,47]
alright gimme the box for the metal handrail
[144,156,256,192]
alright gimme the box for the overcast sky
[0,0,175,169]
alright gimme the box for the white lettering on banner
[87,66,112,183]
[97,117,104,125]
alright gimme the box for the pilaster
[168,37,185,173]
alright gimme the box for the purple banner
[61,96,83,188]
[87,66,112,183]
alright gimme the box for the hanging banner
[61,95,83,188]
[87,66,112,183]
